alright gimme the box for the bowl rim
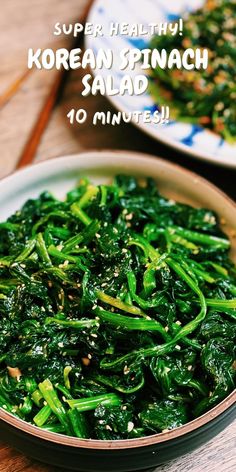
[0,150,235,450]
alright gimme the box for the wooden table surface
[0,1,235,471]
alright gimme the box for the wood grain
[0,0,88,177]
[0,1,235,471]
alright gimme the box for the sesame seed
[105,425,112,431]
[127,421,134,432]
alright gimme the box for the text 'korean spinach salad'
[0,175,235,439]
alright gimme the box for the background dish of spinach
[149,0,236,143]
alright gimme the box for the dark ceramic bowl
[1,391,235,471]
[0,152,235,471]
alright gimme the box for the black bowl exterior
[1,402,235,472]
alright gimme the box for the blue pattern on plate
[144,105,159,113]
[181,125,203,146]
[128,38,148,49]
[86,0,236,167]
[166,13,181,21]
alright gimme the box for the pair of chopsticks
[0,0,93,170]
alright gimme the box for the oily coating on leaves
[0,174,235,439]
[149,0,236,142]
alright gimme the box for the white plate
[86,0,236,168]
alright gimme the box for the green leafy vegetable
[149,0,236,142]
[0,174,235,439]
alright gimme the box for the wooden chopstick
[16,72,64,169]
[0,69,31,109]
[16,0,94,169]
